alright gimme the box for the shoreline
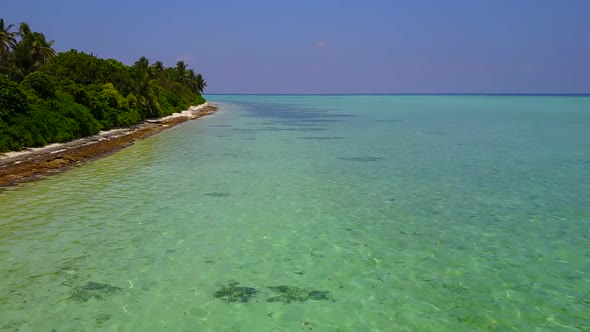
[0,102,218,188]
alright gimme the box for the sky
[3,0,590,94]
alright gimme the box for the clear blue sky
[3,0,589,93]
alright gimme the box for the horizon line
[204,93,590,97]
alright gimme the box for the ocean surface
[1,95,589,331]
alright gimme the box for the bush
[41,50,136,95]
[0,75,29,120]
[0,118,18,151]
[21,72,57,100]
[58,94,101,137]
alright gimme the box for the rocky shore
[0,103,218,187]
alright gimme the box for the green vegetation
[0,19,207,152]
[214,281,259,303]
[68,281,123,302]
[266,285,333,304]
[213,281,334,304]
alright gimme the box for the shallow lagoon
[1,95,589,331]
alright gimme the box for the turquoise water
[1,95,589,331]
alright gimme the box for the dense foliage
[0,19,207,152]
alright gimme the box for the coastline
[0,102,218,187]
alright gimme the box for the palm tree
[133,56,160,117]
[29,31,55,63]
[134,56,150,79]
[9,22,55,80]
[174,60,188,83]
[0,19,16,77]
[184,68,198,93]
[149,60,164,79]
[195,73,207,93]
[0,19,16,54]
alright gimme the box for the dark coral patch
[203,192,230,197]
[337,157,383,162]
[267,285,333,304]
[68,281,122,302]
[214,281,258,303]
[298,136,346,140]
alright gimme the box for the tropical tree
[195,73,207,93]
[0,19,16,77]
[133,56,150,83]
[174,60,190,85]
[184,68,198,93]
[0,19,16,54]
[132,56,160,117]
[175,60,187,75]
[149,60,164,79]
[7,22,56,81]
[181,69,207,94]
